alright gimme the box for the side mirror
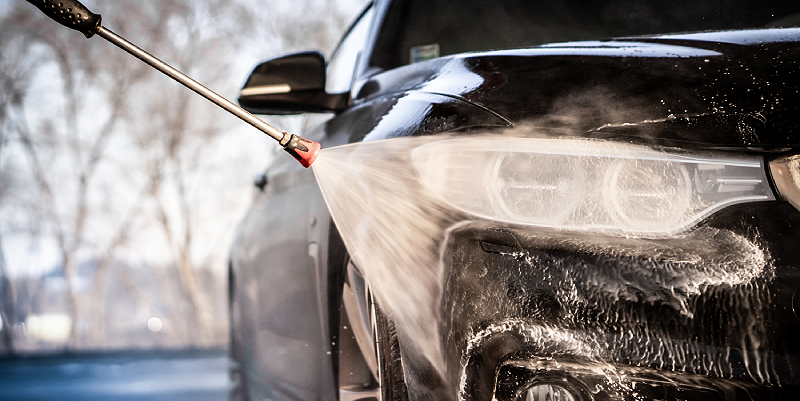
[238,51,349,115]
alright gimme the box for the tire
[340,257,408,401]
[372,295,408,401]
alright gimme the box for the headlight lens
[412,137,774,236]
[769,154,800,213]
[521,383,576,401]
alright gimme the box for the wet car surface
[228,0,800,400]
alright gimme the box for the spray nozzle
[281,134,321,168]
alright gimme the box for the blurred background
[0,0,363,355]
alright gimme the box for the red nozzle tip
[283,135,321,168]
[299,139,321,167]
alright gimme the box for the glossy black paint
[229,1,800,400]
[443,203,800,400]
[239,51,348,115]
[355,32,800,148]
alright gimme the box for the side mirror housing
[238,51,348,115]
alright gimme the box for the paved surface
[0,349,230,401]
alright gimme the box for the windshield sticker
[410,43,440,64]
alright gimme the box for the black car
[228,1,800,400]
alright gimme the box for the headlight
[411,137,774,237]
[769,154,800,213]
[521,383,577,401]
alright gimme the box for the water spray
[25,0,321,168]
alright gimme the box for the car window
[326,3,375,94]
[371,0,800,70]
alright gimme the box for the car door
[229,4,376,400]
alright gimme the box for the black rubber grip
[26,0,101,38]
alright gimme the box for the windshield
[371,0,800,69]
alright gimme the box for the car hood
[359,28,800,149]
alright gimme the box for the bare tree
[0,7,53,353]
[0,234,12,353]
[0,2,158,348]
[0,0,360,352]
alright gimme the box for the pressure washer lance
[26,0,321,168]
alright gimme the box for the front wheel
[372,294,408,401]
[339,258,408,401]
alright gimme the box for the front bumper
[438,201,800,401]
